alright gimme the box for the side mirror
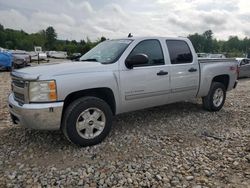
[125,54,149,69]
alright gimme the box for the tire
[202,82,226,111]
[62,97,113,146]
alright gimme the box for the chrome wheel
[213,88,224,107]
[76,108,106,139]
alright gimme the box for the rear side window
[166,40,193,64]
[127,39,165,66]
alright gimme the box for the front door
[119,39,171,113]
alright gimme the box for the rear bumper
[8,93,63,130]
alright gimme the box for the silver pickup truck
[8,37,238,146]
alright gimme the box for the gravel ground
[0,70,250,188]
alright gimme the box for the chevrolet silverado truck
[8,37,238,146]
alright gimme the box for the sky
[0,0,250,41]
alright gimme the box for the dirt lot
[0,69,250,187]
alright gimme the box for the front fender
[55,71,120,111]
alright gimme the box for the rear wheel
[202,82,226,111]
[62,97,113,146]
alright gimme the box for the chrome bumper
[8,93,63,130]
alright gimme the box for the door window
[127,39,164,67]
[166,40,193,64]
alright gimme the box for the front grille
[11,76,27,104]
[14,92,25,103]
[12,79,25,88]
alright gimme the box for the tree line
[0,24,106,55]
[188,30,250,57]
[1,23,250,57]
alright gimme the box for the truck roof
[115,36,188,41]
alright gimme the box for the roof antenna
[128,33,133,38]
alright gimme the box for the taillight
[230,66,239,78]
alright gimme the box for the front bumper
[8,93,63,130]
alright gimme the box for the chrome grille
[11,76,28,104]
[12,79,25,88]
[14,92,25,103]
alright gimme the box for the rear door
[166,40,199,100]
[119,39,171,113]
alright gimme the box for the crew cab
[8,37,238,146]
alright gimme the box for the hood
[12,61,113,80]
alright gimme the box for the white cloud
[33,12,76,26]
[0,9,30,31]
[0,0,249,41]
[67,0,93,13]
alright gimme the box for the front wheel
[62,97,113,147]
[202,82,226,111]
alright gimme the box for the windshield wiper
[81,58,98,62]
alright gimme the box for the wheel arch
[62,87,116,119]
[212,74,229,90]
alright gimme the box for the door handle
[188,68,197,72]
[157,70,168,76]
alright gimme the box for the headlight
[29,80,57,102]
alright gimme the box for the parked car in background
[29,51,38,61]
[0,51,12,70]
[68,53,82,61]
[197,53,226,59]
[236,58,250,78]
[11,50,31,68]
[1,49,30,70]
[47,51,67,59]
[9,36,238,146]
[207,54,226,58]
[29,46,48,61]
[197,53,209,58]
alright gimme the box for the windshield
[80,39,132,64]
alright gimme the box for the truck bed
[197,58,238,97]
[198,58,237,63]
